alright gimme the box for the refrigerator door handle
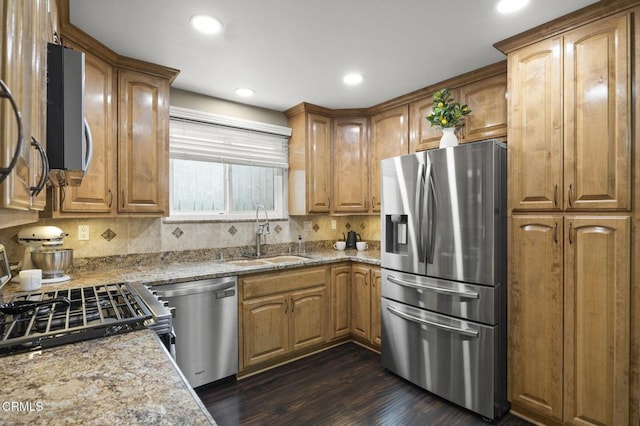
[415,162,426,260]
[387,304,479,338]
[426,163,436,263]
[387,275,480,299]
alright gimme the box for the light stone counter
[2,249,381,299]
[0,329,215,426]
[0,249,381,425]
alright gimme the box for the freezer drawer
[381,297,508,420]
[382,268,499,325]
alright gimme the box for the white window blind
[169,108,290,168]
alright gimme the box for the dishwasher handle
[154,278,237,297]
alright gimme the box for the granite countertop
[0,329,216,426]
[2,249,381,299]
[0,249,380,425]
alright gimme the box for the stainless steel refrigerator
[380,139,509,420]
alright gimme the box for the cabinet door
[563,14,630,211]
[330,265,351,339]
[370,106,409,212]
[289,287,326,352]
[509,38,563,212]
[306,113,332,213]
[409,91,459,153]
[564,215,630,425]
[28,0,48,211]
[332,117,368,213]
[351,264,371,341]
[370,267,381,346]
[242,294,289,368]
[59,45,116,214]
[509,215,563,422]
[117,69,169,214]
[0,0,32,210]
[458,74,507,142]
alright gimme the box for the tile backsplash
[0,215,381,264]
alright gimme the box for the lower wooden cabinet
[509,214,630,425]
[351,264,381,347]
[330,264,351,339]
[240,267,328,370]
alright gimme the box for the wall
[0,85,380,264]
[0,215,380,264]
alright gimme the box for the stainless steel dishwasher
[154,276,238,388]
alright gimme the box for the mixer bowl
[31,249,73,278]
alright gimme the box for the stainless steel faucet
[255,205,270,257]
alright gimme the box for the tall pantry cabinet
[496,4,638,426]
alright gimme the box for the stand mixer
[12,225,71,284]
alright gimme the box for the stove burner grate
[0,283,154,355]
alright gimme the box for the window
[168,107,291,221]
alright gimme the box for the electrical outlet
[78,225,89,241]
[303,221,312,232]
[331,220,337,230]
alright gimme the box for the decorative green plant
[425,88,471,128]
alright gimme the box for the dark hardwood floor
[196,343,532,426]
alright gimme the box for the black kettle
[346,231,361,249]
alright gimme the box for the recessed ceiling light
[496,0,529,14]
[343,73,364,86]
[235,87,255,97]
[190,14,223,34]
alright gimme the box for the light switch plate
[303,221,312,232]
[78,225,89,241]
[331,220,337,230]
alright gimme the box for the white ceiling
[69,0,599,112]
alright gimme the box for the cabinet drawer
[242,267,327,299]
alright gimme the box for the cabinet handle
[553,222,558,244]
[327,197,331,209]
[0,79,24,185]
[371,195,375,207]
[30,137,49,197]
[284,299,288,314]
[568,222,573,245]
[108,189,113,208]
[121,189,125,208]
[568,183,573,207]
[291,299,294,312]
[553,184,558,207]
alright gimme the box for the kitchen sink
[226,255,309,267]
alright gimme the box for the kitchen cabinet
[50,43,116,214]
[369,105,409,212]
[351,264,381,348]
[44,16,177,217]
[0,0,51,217]
[503,7,637,425]
[240,267,328,370]
[330,264,351,339]
[457,74,507,143]
[409,89,459,153]
[286,108,332,215]
[509,13,630,212]
[332,117,369,213]
[117,69,169,214]
[509,215,630,425]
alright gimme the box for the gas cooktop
[0,282,171,357]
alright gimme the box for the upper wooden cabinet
[458,74,507,143]
[509,12,631,212]
[370,105,409,212]
[287,109,332,215]
[332,117,369,213]
[52,44,116,215]
[117,69,169,214]
[1,0,51,216]
[43,6,178,218]
[409,89,459,153]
